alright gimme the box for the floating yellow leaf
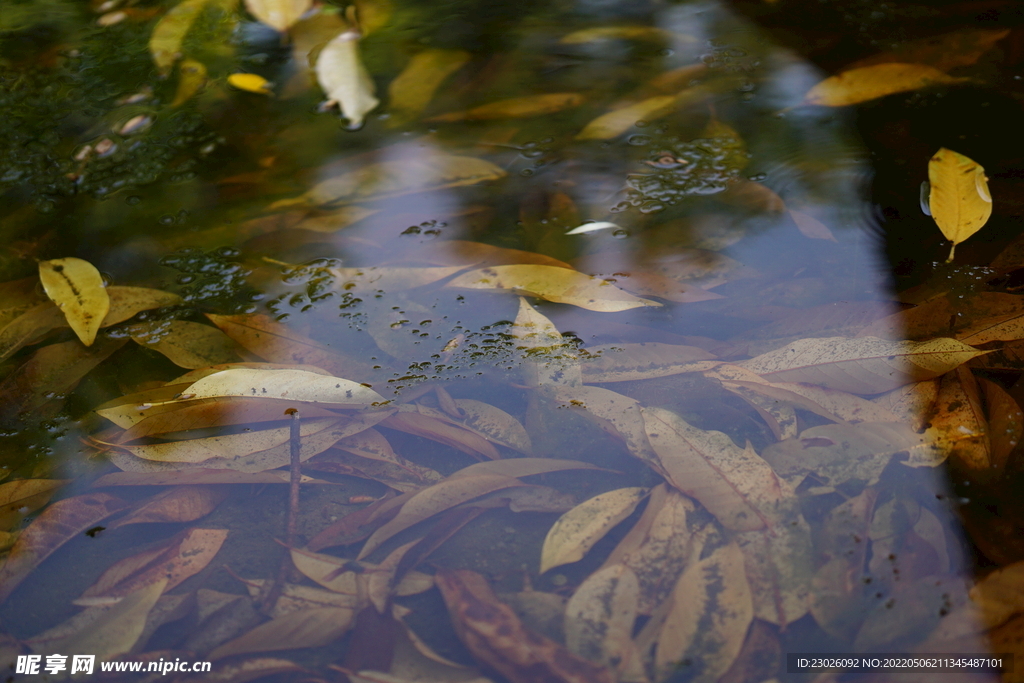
[244,0,310,32]
[539,487,647,573]
[576,95,676,141]
[928,147,992,261]
[802,63,967,107]
[38,257,109,347]
[228,72,273,95]
[428,93,585,123]
[446,264,661,312]
[316,29,379,129]
[387,49,471,124]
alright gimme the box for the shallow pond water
[2,0,1024,681]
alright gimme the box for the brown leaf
[92,469,331,486]
[103,286,184,326]
[382,411,500,460]
[436,568,616,683]
[0,302,66,363]
[642,406,791,531]
[310,447,442,493]
[77,528,228,600]
[926,366,989,470]
[210,608,356,659]
[130,320,240,369]
[847,28,1009,73]
[872,380,939,430]
[450,457,603,480]
[358,474,524,559]
[980,378,1022,469]
[207,313,374,381]
[789,209,837,242]
[0,492,131,602]
[735,509,813,627]
[564,564,641,675]
[539,487,647,573]
[738,336,986,394]
[108,486,228,529]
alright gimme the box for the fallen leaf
[0,479,67,531]
[801,63,968,107]
[328,265,467,292]
[244,579,362,616]
[206,313,374,381]
[560,25,676,44]
[171,58,207,106]
[450,457,604,480]
[580,342,717,383]
[847,28,1010,72]
[549,385,661,468]
[654,541,753,683]
[130,320,240,369]
[358,474,524,559]
[539,487,647,573]
[228,73,273,95]
[29,580,167,661]
[244,0,310,32]
[872,380,938,430]
[108,486,227,529]
[564,564,641,673]
[210,607,356,659]
[436,569,616,683]
[149,0,221,74]
[735,508,813,627]
[181,657,307,682]
[38,257,109,346]
[738,336,986,394]
[92,469,328,486]
[577,86,709,140]
[313,446,441,492]
[411,240,573,270]
[642,406,789,531]
[182,368,383,406]
[510,297,581,387]
[0,303,66,363]
[316,28,380,129]
[0,492,130,602]
[446,264,660,312]
[428,93,585,123]
[980,378,1022,469]
[77,527,227,600]
[926,366,989,470]
[789,209,837,241]
[448,399,532,454]
[928,148,992,261]
[387,49,471,122]
[383,411,500,460]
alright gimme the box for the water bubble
[520,168,535,177]
[747,172,767,181]
[125,195,141,205]
[158,214,175,225]
[628,134,652,146]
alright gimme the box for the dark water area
[1,0,1023,681]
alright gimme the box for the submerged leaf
[149,0,220,73]
[387,49,472,124]
[848,28,1010,72]
[316,29,380,129]
[928,148,992,261]
[802,63,967,107]
[564,564,641,672]
[211,608,356,659]
[446,265,660,312]
[428,93,585,123]
[576,95,677,141]
[0,479,67,531]
[38,257,109,346]
[540,487,647,573]
[130,320,239,369]
[244,0,311,32]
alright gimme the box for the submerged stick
[262,408,301,614]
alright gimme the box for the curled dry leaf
[436,569,616,683]
[244,0,311,32]
[38,257,109,347]
[428,93,585,123]
[539,487,647,574]
[447,264,660,312]
[928,148,992,261]
[642,406,789,532]
[654,542,753,683]
[738,336,986,394]
[801,63,968,107]
[0,492,131,602]
[316,28,379,129]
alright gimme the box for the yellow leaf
[129,320,239,369]
[171,59,207,106]
[928,147,992,261]
[387,49,471,124]
[539,487,647,573]
[576,95,677,141]
[149,0,214,74]
[353,0,392,36]
[446,264,660,312]
[739,336,987,394]
[38,257,109,347]
[802,63,968,107]
[243,0,310,32]
[228,72,273,95]
[428,93,585,123]
[183,367,383,406]
[511,297,581,387]
[560,26,678,44]
[316,29,379,129]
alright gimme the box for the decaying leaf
[540,487,647,573]
[848,28,1010,73]
[642,406,790,532]
[979,378,1023,469]
[564,564,641,674]
[210,607,356,659]
[107,486,227,529]
[0,479,67,531]
[928,148,992,261]
[654,542,753,683]
[316,29,380,129]
[446,265,660,312]
[0,493,130,602]
[735,507,813,626]
[244,0,310,32]
[511,297,581,387]
[38,257,109,347]
[801,63,968,107]
[576,87,709,141]
[436,569,616,683]
[926,366,989,469]
[739,336,986,394]
[428,93,585,123]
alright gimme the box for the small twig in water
[261,408,301,614]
